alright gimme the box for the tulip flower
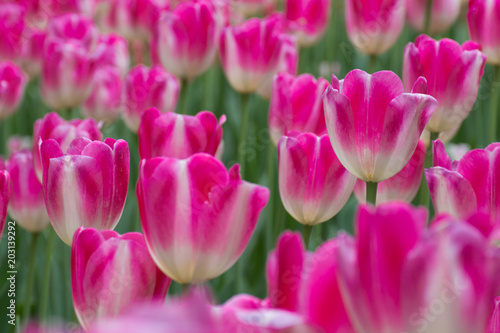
[323,70,437,202]
[285,0,330,46]
[0,61,27,119]
[403,35,486,134]
[82,66,123,124]
[405,0,460,35]
[300,238,354,333]
[0,3,26,63]
[40,137,129,245]
[21,29,46,78]
[345,0,405,55]
[488,297,500,333]
[0,170,10,241]
[278,132,356,226]
[219,15,298,94]
[5,149,50,233]
[137,153,269,283]
[468,0,500,65]
[336,202,427,333]
[7,136,31,155]
[45,13,99,51]
[401,221,500,333]
[94,34,130,77]
[155,0,221,81]
[123,65,180,132]
[426,139,500,221]
[268,72,328,145]
[71,227,171,330]
[354,140,426,204]
[138,108,225,160]
[32,112,103,182]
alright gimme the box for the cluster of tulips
[0,0,500,331]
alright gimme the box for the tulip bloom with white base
[0,61,27,119]
[468,0,500,65]
[278,132,356,225]
[323,69,437,182]
[71,228,171,330]
[40,137,129,246]
[285,0,330,46]
[137,153,269,283]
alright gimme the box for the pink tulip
[0,170,10,241]
[426,139,500,221]
[0,61,27,119]
[32,112,103,182]
[323,70,437,182]
[138,108,225,160]
[403,35,486,133]
[300,238,354,333]
[82,66,123,123]
[137,153,269,283]
[266,231,306,312]
[46,13,99,51]
[22,0,96,27]
[468,0,500,65]
[354,140,426,204]
[0,3,25,63]
[219,15,298,93]
[285,0,330,46]
[123,65,180,132]
[71,227,171,330]
[155,0,221,81]
[7,135,31,155]
[488,297,500,333]
[336,202,427,333]
[278,132,356,225]
[94,34,130,77]
[345,0,405,55]
[405,0,460,34]
[40,137,129,245]
[268,72,328,145]
[401,221,500,333]
[5,149,49,233]
[21,28,46,77]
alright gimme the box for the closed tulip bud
[354,140,426,204]
[71,227,171,330]
[0,3,25,63]
[0,170,10,241]
[345,0,405,55]
[137,153,269,283]
[5,149,50,233]
[285,0,330,46]
[123,65,180,132]
[336,203,427,333]
[278,132,356,225]
[32,112,103,182]
[219,15,297,93]
[138,108,225,160]
[40,137,129,245]
[268,72,329,145]
[323,70,437,182]
[155,0,221,81]
[94,34,130,77]
[426,139,500,221]
[0,61,27,119]
[82,66,123,124]
[405,0,460,34]
[403,35,486,133]
[468,0,500,65]
[21,29,46,78]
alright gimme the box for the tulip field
[0,0,500,332]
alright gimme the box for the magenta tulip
[21,28,46,77]
[323,70,437,182]
[94,34,130,77]
[0,170,10,241]
[336,202,427,333]
[40,137,129,245]
[0,61,27,119]
[138,108,225,160]
[278,132,356,225]
[0,3,25,63]
[5,149,50,233]
[268,72,328,145]
[285,0,330,46]
[82,66,123,123]
[155,0,221,81]
[405,0,460,34]
[403,35,486,133]
[137,153,269,283]
[45,13,99,51]
[345,0,405,55]
[71,227,171,330]
[123,65,180,132]
[426,139,500,221]
[468,0,500,65]
[354,140,426,204]
[32,112,103,182]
